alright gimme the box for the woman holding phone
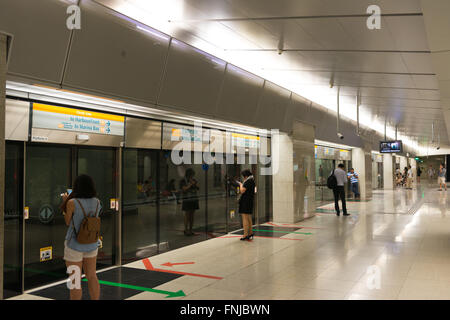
[60,174,101,300]
[180,168,200,236]
[238,169,256,241]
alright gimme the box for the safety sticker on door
[40,246,52,262]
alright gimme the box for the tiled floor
[10,185,450,300]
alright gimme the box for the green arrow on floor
[82,279,186,298]
[251,229,313,235]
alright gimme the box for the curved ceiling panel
[215,64,264,124]
[253,81,290,130]
[63,0,170,103]
[0,0,71,83]
[157,38,226,115]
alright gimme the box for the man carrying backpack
[330,163,350,216]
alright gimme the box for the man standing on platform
[333,164,350,216]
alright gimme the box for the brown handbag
[72,199,101,244]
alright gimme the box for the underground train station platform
[8,186,450,301]
[3,0,450,315]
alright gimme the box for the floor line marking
[265,222,324,229]
[142,258,223,280]
[219,235,304,241]
[81,279,186,298]
[251,228,313,235]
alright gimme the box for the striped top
[347,172,358,184]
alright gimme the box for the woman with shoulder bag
[60,174,101,300]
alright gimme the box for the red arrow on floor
[161,262,195,267]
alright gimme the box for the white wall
[272,132,294,223]
[351,144,373,200]
[383,154,394,189]
[400,156,408,172]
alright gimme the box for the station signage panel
[231,132,260,149]
[170,126,205,142]
[32,103,125,136]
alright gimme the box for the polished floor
[9,183,450,300]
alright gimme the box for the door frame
[21,142,120,292]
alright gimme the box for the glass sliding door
[206,158,227,236]
[122,149,158,261]
[159,151,207,252]
[225,154,255,231]
[4,142,24,298]
[24,145,72,289]
[77,147,117,268]
[23,144,118,290]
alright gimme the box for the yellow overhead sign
[33,103,124,122]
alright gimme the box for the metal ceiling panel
[253,81,290,129]
[0,0,71,83]
[411,75,439,89]
[294,18,357,50]
[400,53,435,74]
[384,16,430,51]
[64,0,170,103]
[215,65,264,124]
[430,52,450,81]
[157,39,226,115]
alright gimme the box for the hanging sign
[32,103,125,136]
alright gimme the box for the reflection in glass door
[159,151,207,252]
[24,145,72,289]
[24,144,117,290]
[4,142,24,298]
[77,147,117,268]
[122,149,158,261]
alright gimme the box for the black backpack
[327,170,338,189]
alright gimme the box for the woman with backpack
[60,174,101,300]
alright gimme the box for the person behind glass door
[403,167,408,187]
[318,165,324,185]
[238,169,256,240]
[180,168,199,236]
[60,174,101,300]
[406,165,413,189]
[428,165,434,186]
[333,163,349,216]
[438,163,447,191]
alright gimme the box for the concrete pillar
[272,132,294,223]
[351,143,372,200]
[410,158,417,187]
[383,153,394,189]
[400,156,408,172]
[292,121,315,221]
[0,33,8,300]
